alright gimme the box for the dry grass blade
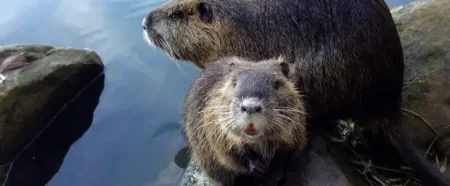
[352,161,415,175]
[386,178,404,184]
[401,108,438,134]
[372,175,388,186]
[425,125,450,156]
[425,136,439,157]
[403,77,423,89]
[402,68,441,89]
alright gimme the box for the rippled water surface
[0,0,414,185]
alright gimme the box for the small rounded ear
[198,2,213,23]
[280,62,290,77]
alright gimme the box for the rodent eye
[273,81,281,90]
[170,10,184,19]
[198,2,213,23]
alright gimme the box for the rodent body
[142,0,403,122]
[183,57,307,185]
[143,0,450,185]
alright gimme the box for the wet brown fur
[183,57,307,185]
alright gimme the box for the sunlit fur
[183,57,306,185]
[143,0,226,67]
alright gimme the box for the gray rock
[178,157,222,186]
[3,71,104,186]
[177,136,367,186]
[282,136,366,186]
[178,0,450,185]
[0,44,104,184]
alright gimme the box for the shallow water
[0,0,414,185]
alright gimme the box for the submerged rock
[178,0,450,185]
[0,44,104,184]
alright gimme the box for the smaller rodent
[183,56,307,185]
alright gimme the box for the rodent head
[142,0,223,67]
[142,0,265,68]
[208,57,305,144]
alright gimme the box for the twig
[362,160,373,175]
[403,178,411,186]
[352,161,415,175]
[386,178,403,184]
[329,136,347,143]
[372,175,389,186]
[400,166,415,171]
[362,172,375,186]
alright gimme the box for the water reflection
[0,0,414,185]
[4,74,105,186]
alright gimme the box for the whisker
[274,108,306,114]
[275,114,297,124]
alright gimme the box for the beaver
[183,56,307,185]
[142,0,450,185]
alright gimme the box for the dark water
[0,0,414,185]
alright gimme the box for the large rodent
[143,0,450,185]
[183,57,307,185]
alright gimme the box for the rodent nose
[240,105,262,114]
[143,12,155,31]
[143,8,162,31]
[240,98,263,115]
[142,17,147,30]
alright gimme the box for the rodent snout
[143,10,158,31]
[240,105,262,114]
[240,98,264,115]
[142,17,147,30]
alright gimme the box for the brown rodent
[143,0,450,185]
[183,56,307,185]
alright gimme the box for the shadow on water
[3,73,105,186]
[152,122,182,139]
